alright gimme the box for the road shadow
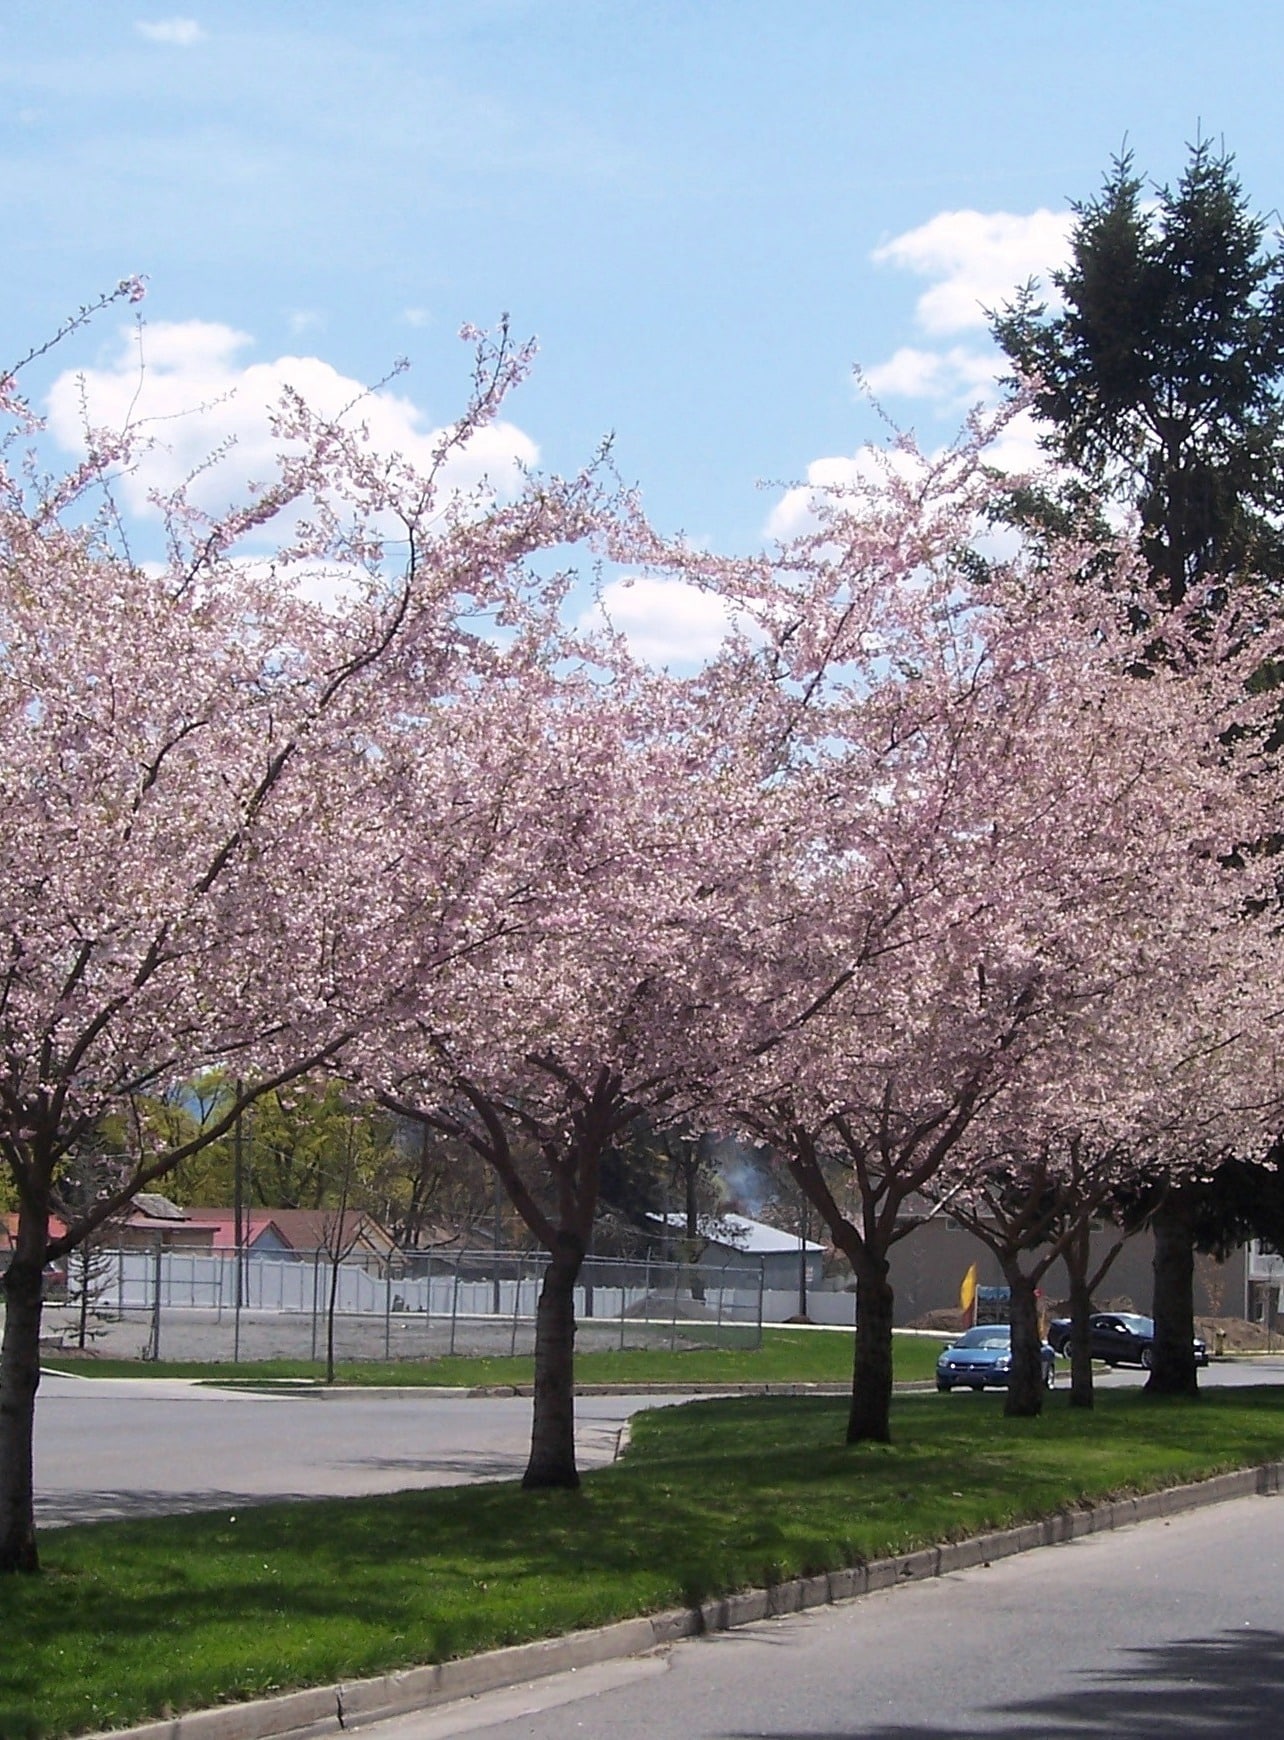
[336,1453,525,1480]
[37,1454,534,1522]
[37,1488,314,1525]
[725,1626,1284,1738]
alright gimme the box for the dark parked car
[936,1325,1056,1392]
[1046,1312,1209,1369]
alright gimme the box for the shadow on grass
[724,1628,1284,1738]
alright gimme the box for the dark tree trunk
[1002,1266,1045,1417]
[75,1246,91,1351]
[685,1168,704,1302]
[1147,1194,1199,1398]
[0,1221,46,1574]
[847,1258,895,1445]
[325,1248,342,1384]
[523,1231,585,1489]
[1066,1263,1095,1411]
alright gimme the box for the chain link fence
[41,1245,765,1364]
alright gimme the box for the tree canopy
[992,140,1284,605]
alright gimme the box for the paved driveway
[33,1374,697,1526]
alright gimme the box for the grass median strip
[40,1326,946,1389]
[7,1386,1283,1739]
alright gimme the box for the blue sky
[4,1,1283,653]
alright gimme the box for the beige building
[885,1215,1248,1327]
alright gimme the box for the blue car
[936,1325,1056,1392]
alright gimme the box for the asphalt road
[32,1374,700,1525]
[1050,1355,1284,1392]
[356,1489,1284,1738]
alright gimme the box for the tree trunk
[0,1234,46,1574]
[1002,1266,1045,1418]
[1147,1194,1199,1398]
[522,1232,585,1489]
[325,1248,341,1384]
[76,1246,91,1351]
[846,1258,895,1445]
[1066,1260,1095,1411]
[685,1168,704,1302]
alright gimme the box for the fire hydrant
[1215,1328,1227,1358]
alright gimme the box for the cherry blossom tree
[364,650,763,1488]
[932,944,1277,1418]
[666,436,1282,1444]
[0,304,613,1572]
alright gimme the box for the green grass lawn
[40,1326,945,1389]
[5,1386,1284,1739]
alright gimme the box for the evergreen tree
[994,140,1284,1396]
[993,139,1284,609]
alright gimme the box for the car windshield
[1115,1314,1154,1334]
[954,1328,1010,1349]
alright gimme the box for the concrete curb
[299,1383,860,1400]
[85,1458,1284,1740]
[464,1381,858,1399]
[42,1375,929,1401]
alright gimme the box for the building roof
[178,1206,394,1255]
[130,1193,189,1221]
[649,1211,825,1255]
[178,1211,291,1251]
[2,1212,68,1249]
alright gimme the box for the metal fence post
[449,1260,460,1356]
[310,1249,321,1363]
[232,1243,242,1365]
[384,1264,392,1362]
[147,1239,163,1362]
[669,1261,681,1352]
[510,1255,523,1356]
[756,1261,765,1349]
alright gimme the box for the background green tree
[993,139,1284,610]
[993,138,1284,1395]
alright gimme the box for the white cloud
[763,415,1057,544]
[46,319,539,536]
[581,576,748,666]
[135,17,206,46]
[873,208,1072,335]
[982,408,1048,478]
[402,308,432,328]
[863,344,1000,408]
[765,447,930,543]
[770,210,1076,544]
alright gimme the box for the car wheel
[936,1381,952,1392]
[1141,1346,1153,1370]
[970,1383,985,1392]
